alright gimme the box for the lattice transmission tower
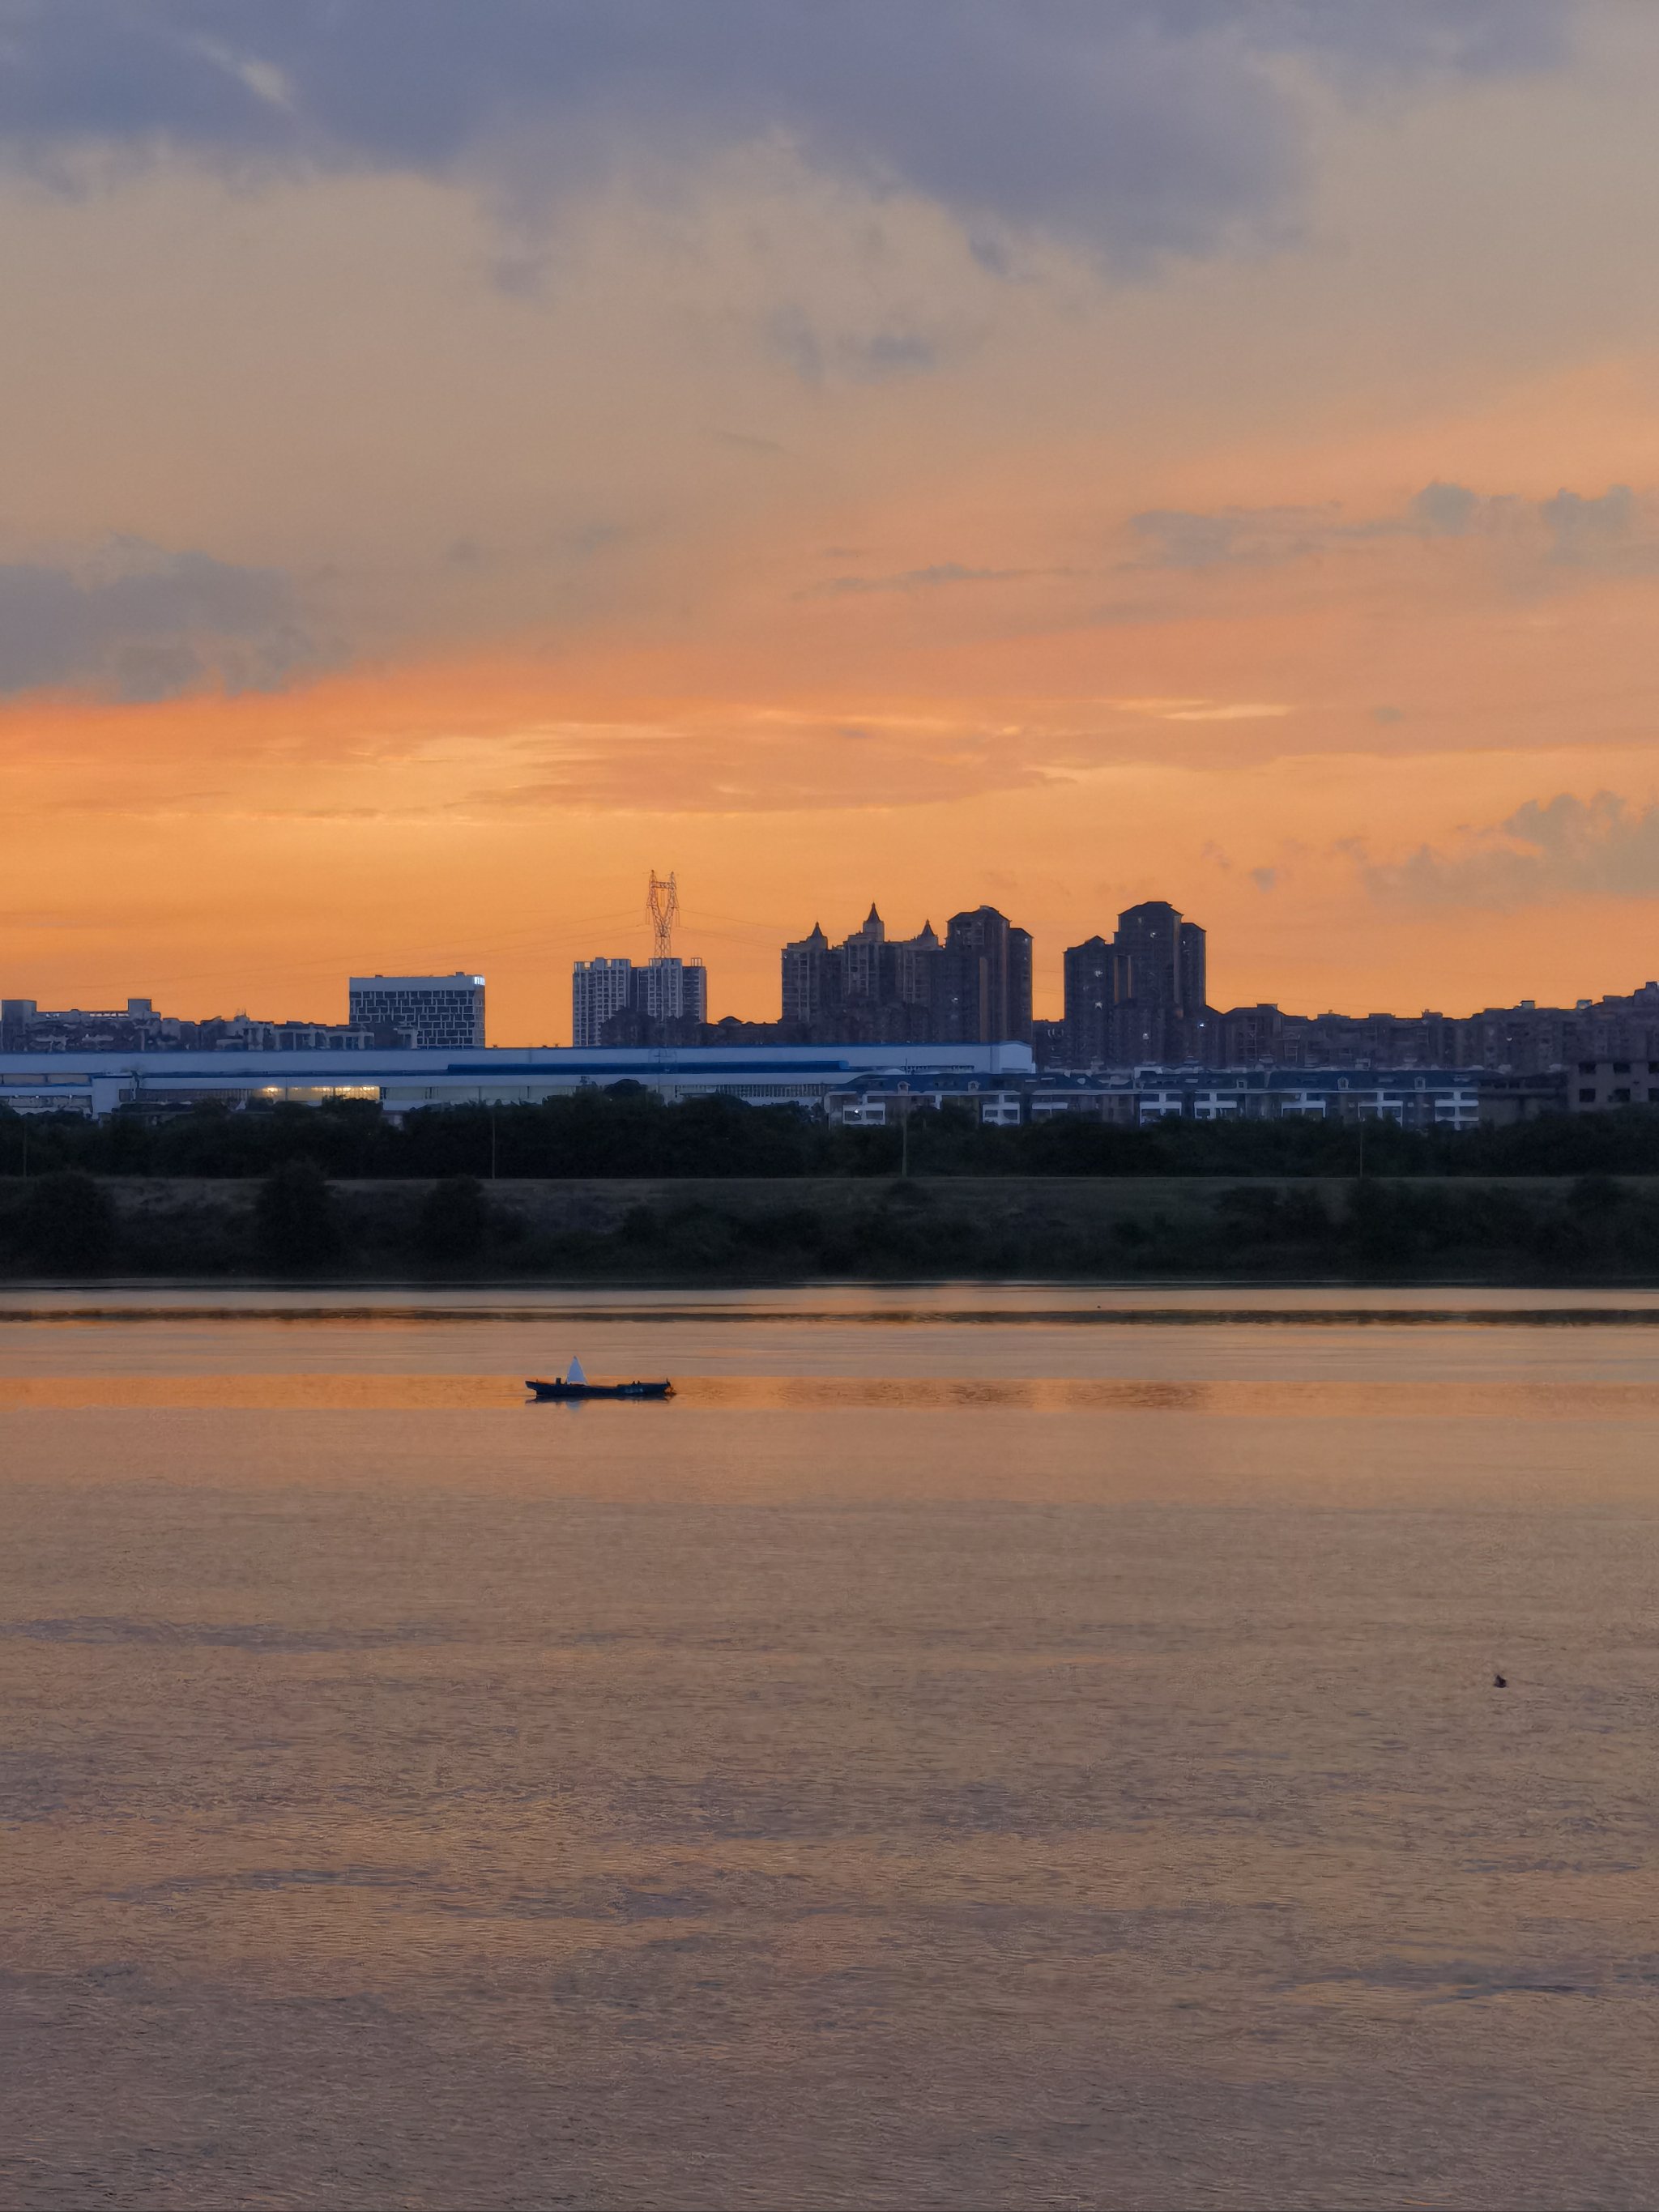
[646,870,679,960]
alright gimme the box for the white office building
[348,974,485,1050]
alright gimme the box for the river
[4,1285,1658,2208]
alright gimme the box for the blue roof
[443,1058,864,1077]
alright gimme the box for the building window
[1579,1089,1597,1103]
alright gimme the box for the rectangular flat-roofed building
[0,1040,1034,1119]
[348,974,485,1050]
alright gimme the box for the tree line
[5,1157,1659,1280]
[5,1085,1659,1181]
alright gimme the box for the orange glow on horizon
[5,44,1659,1042]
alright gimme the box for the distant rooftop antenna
[647,870,679,960]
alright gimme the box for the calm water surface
[4,1286,1659,2209]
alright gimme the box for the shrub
[254,1157,341,1272]
[1572,1172,1624,1217]
[417,1175,490,1263]
[17,1171,116,1272]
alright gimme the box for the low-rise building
[348,974,485,1051]
[828,1066,1490,1129]
[824,1076,1027,1127]
[0,997,373,1055]
[1568,1059,1659,1111]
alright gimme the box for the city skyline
[11,868,1659,1060]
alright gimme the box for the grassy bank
[3,1170,1659,1281]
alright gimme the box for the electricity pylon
[647,871,679,960]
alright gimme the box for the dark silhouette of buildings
[17,902,1657,1080]
[780,923,833,1028]
[1060,937,1128,1068]
[775,903,1029,1045]
[1205,984,1659,1074]
[1031,1016,1068,1068]
[1064,901,1209,1064]
[933,906,1033,1046]
[780,906,942,1040]
[0,995,373,1054]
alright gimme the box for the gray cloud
[1539,484,1636,563]
[0,2,1569,265]
[1133,480,1649,572]
[1367,792,1659,910]
[1407,479,1481,535]
[1405,480,1648,569]
[0,539,323,700]
[1131,503,1337,569]
[767,306,947,387]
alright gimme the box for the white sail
[565,1355,586,1386]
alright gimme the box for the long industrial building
[0,1042,1597,1124]
[0,1042,1036,1120]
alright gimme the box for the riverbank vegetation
[4,1161,1659,1281]
[5,1089,1659,1182]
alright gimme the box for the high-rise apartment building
[1114,901,1184,1009]
[1178,918,1207,1019]
[778,908,942,1039]
[348,974,485,1050]
[571,957,636,1048]
[1061,901,1209,1066]
[1061,937,1130,1067]
[891,919,942,1007]
[633,956,707,1025]
[571,955,706,1045]
[778,903,1030,1044]
[840,904,886,1003]
[781,924,834,1026]
[935,906,1034,1045]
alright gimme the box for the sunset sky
[4,2,1659,1039]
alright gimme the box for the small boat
[526,1356,673,1402]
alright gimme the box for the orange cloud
[5,23,1659,1041]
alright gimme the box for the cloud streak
[806,560,1043,598]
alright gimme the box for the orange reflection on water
[3,1372,1659,1416]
